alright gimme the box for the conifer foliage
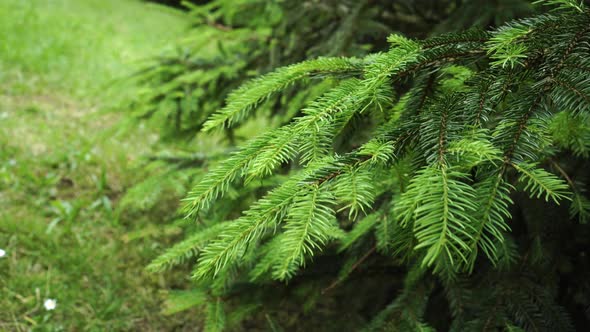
[127,0,532,140]
[145,0,590,330]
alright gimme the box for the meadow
[0,0,197,330]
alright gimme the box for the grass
[0,0,199,330]
[0,0,186,101]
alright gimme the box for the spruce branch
[192,177,302,279]
[202,57,363,131]
[511,162,571,203]
[147,223,226,272]
[271,184,343,280]
[466,170,513,270]
[533,0,586,13]
[396,166,478,267]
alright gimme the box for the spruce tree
[126,0,533,141]
[131,0,590,330]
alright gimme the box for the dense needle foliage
[127,0,534,140]
[138,0,590,330]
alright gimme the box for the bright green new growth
[396,166,479,267]
[512,162,571,203]
[180,3,586,279]
[202,57,363,130]
[270,184,343,280]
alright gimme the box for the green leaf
[333,165,376,219]
[511,162,571,203]
[272,184,343,280]
[192,178,301,279]
[466,172,513,270]
[204,298,226,332]
[533,0,586,12]
[147,223,225,272]
[203,57,362,130]
[395,166,478,267]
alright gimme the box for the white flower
[0,249,5,257]
[44,299,57,311]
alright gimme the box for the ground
[0,1,198,330]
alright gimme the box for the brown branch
[322,245,376,294]
[549,158,576,189]
[552,78,590,104]
[504,94,544,161]
[206,21,232,32]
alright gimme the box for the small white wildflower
[44,299,57,311]
[0,249,5,258]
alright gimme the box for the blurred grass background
[0,0,186,99]
[0,0,198,330]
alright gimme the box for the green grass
[0,0,185,100]
[0,1,199,330]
